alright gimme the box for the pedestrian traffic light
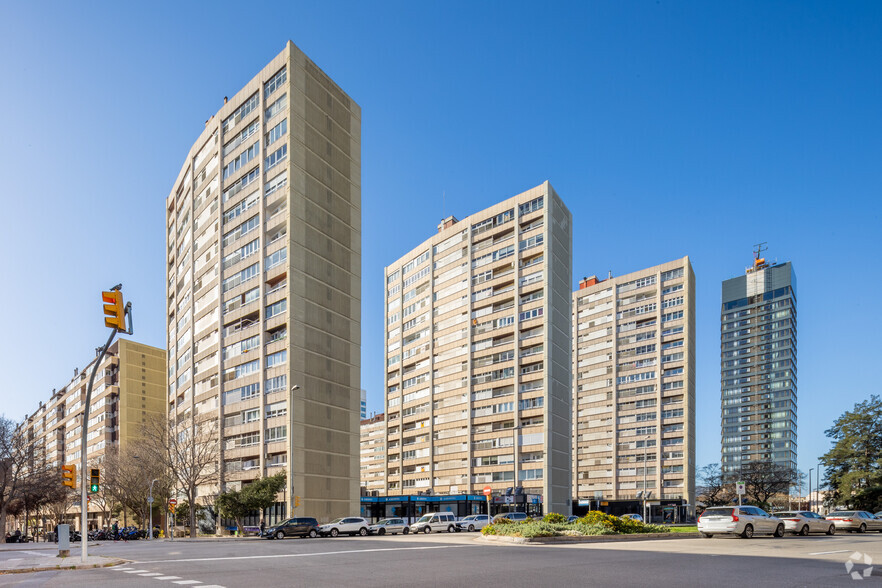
[102,290,125,330]
[294,496,300,508]
[90,468,100,493]
[61,464,76,488]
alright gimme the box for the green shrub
[542,513,567,524]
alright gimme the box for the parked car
[567,515,579,522]
[492,512,528,523]
[368,518,409,535]
[456,514,490,532]
[621,514,644,523]
[410,512,458,533]
[774,511,835,536]
[318,517,370,537]
[263,517,319,539]
[698,506,785,539]
[825,511,882,533]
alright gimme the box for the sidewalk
[0,548,125,574]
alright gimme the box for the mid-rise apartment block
[19,339,166,529]
[383,182,572,515]
[721,255,796,476]
[166,41,361,521]
[572,258,695,521]
[360,413,385,495]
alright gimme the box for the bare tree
[697,463,734,507]
[140,414,219,537]
[0,416,33,541]
[741,461,798,508]
[103,446,169,527]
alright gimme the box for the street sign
[168,498,178,505]
[736,481,745,495]
[483,486,492,496]
[147,497,154,504]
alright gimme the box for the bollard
[57,524,70,558]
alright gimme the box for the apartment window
[265,145,287,172]
[265,171,287,197]
[222,119,260,158]
[222,335,259,361]
[519,234,544,252]
[265,93,287,120]
[223,191,259,224]
[266,299,287,319]
[662,310,683,322]
[266,247,287,270]
[222,167,260,203]
[518,196,543,215]
[266,119,287,146]
[266,375,287,395]
[661,268,684,281]
[266,425,287,442]
[222,238,259,270]
[222,215,259,248]
[518,397,543,411]
[661,296,683,309]
[264,67,287,98]
[222,141,259,180]
[519,307,544,321]
[266,401,287,418]
[266,350,287,368]
[222,93,259,133]
[222,263,259,292]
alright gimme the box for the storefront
[572,498,691,523]
[360,493,543,523]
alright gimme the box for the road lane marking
[139,573,164,576]
[808,549,851,555]
[171,581,203,585]
[125,569,151,573]
[135,544,465,565]
[155,577,182,580]
[110,567,134,570]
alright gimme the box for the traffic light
[102,290,125,330]
[294,496,300,508]
[89,468,100,493]
[61,464,76,488]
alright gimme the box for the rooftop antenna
[753,242,768,267]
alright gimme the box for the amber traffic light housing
[102,290,125,329]
[61,464,77,488]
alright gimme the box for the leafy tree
[216,473,286,534]
[821,395,882,510]
[697,463,733,507]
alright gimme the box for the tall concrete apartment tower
[720,252,796,476]
[166,41,361,521]
[572,258,696,522]
[383,182,572,515]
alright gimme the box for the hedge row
[481,511,670,538]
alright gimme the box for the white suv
[410,512,457,533]
[698,506,785,539]
[318,517,370,537]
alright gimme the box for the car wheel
[826,525,835,536]
[359,527,368,536]
[774,524,785,538]
[330,528,339,537]
[858,524,867,533]
[741,524,754,539]
[308,529,317,538]
[378,528,386,536]
[799,525,810,536]
[424,526,432,534]
[447,525,455,533]
[403,527,409,534]
[700,533,713,538]
[275,530,285,540]
[468,524,475,532]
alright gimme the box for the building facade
[720,257,797,476]
[166,41,361,521]
[19,339,166,530]
[360,389,368,419]
[383,182,573,515]
[572,257,696,521]
[360,413,385,495]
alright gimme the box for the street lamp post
[808,468,813,512]
[148,479,159,540]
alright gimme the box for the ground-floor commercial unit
[360,492,544,523]
[572,497,691,522]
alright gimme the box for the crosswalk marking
[139,572,164,576]
[110,567,134,571]
[172,581,203,585]
[124,569,151,573]
[155,576,183,581]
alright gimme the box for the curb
[477,532,702,545]
[0,558,127,575]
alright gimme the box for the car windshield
[463,516,475,520]
[328,518,344,524]
[376,519,392,525]
[704,508,734,516]
[416,515,432,523]
[776,512,799,517]
[832,512,856,517]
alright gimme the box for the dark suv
[263,517,319,539]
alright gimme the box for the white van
[410,512,457,533]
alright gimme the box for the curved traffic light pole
[80,287,132,562]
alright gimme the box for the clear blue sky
[1,1,880,483]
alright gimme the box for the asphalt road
[2,530,880,587]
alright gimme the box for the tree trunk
[189,487,197,538]
[0,506,7,543]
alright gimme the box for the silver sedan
[826,511,882,533]
[774,511,835,536]
[368,518,410,536]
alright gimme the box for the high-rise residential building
[360,389,368,419]
[720,254,796,476]
[572,258,696,522]
[166,41,361,522]
[383,182,572,515]
[360,413,386,495]
[18,339,166,530]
